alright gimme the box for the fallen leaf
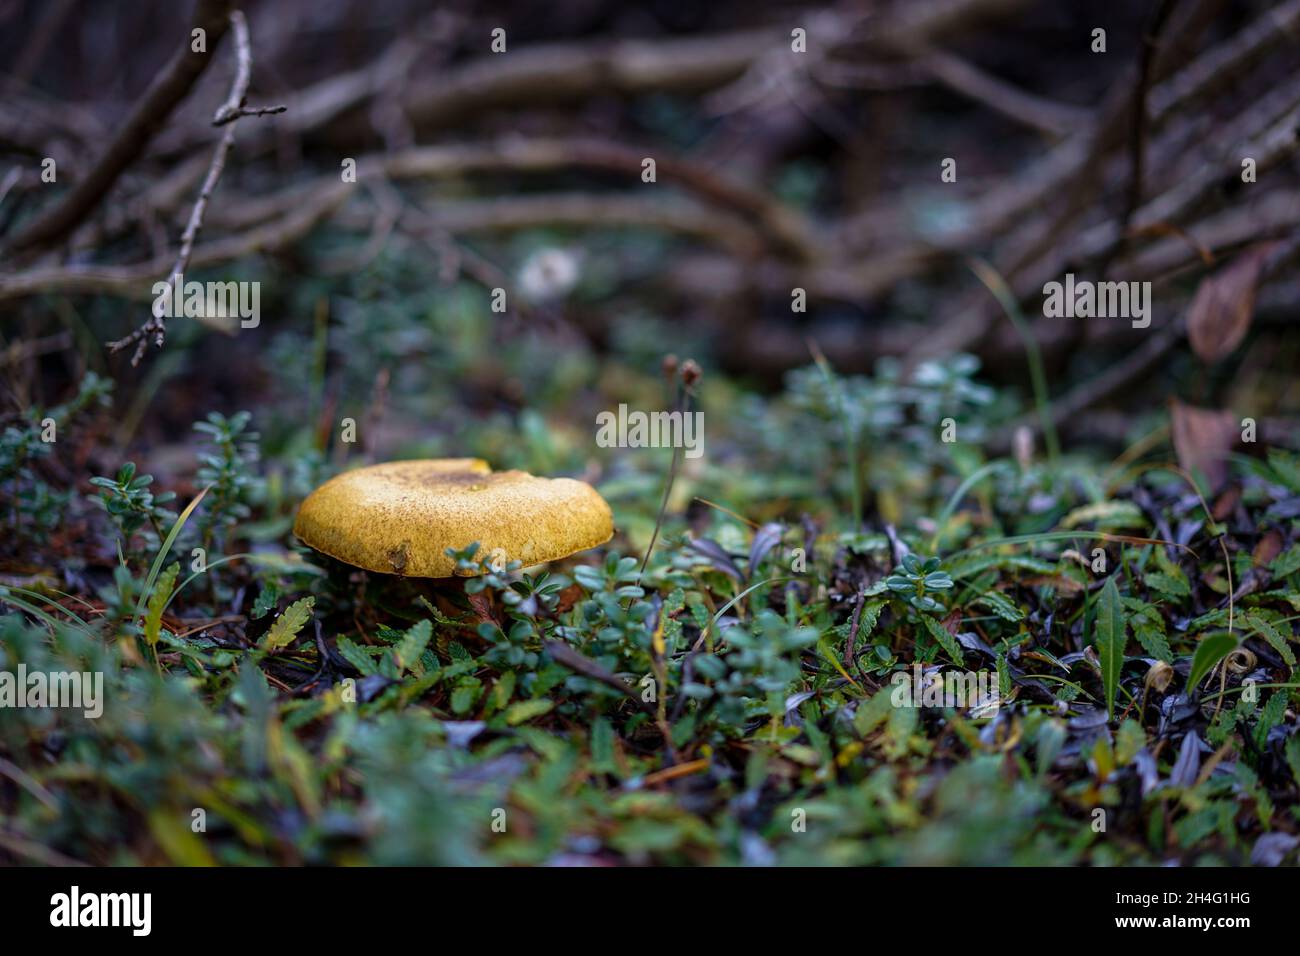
[1186,243,1277,363]
[1252,528,1283,567]
[1170,399,1237,492]
[1211,484,1240,521]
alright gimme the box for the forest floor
[3,332,1299,866]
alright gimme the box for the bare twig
[542,640,654,713]
[1111,0,1184,271]
[913,47,1090,137]
[108,9,281,366]
[3,0,234,255]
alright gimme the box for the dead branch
[107,9,284,366]
[912,47,1090,137]
[3,0,235,256]
[1111,0,1184,271]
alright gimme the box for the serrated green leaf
[250,581,280,620]
[855,598,887,641]
[976,590,1024,622]
[393,619,433,673]
[920,614,963,666]
[1094,576,1125,720]
[1124,601,1172,664]
[1145,571,1189,599]
[1244,610,1296,667]
[335,636,378,676]
[1188,607,1230,632]
[261,597,314,651]
[1254,692,1288,750]
[1269,545,1300,579]
[1132,620,1173,664]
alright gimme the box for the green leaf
[450,680,480,715]
[1187,607,1230,632]
[976,590,1024,622]
[920,614,963,666]
[1254,692,1288,750]
[504,699,554,725]
[882,702,919,759]
[1035,719,1066,777]
[148,807,216,866]
[853,689,894,737]
[1094,576,1125,720]
[591,717,615,771]
[261,597,314,651]
[132,486,207,626]
[393,619,433,673]
[1123,599,1172,664]
[1132,619,1173,664]
[1244,610,1296,667]
[250,581,280,620]
[852,598,887,642]
[1285,735,1300,788]
[1269,545,1300,579]
[143,563,179,647]
[994,646,1011,700]
[1186,631,1238,694]
[1144,571,1189,599]
[488,670,516,711]
[336,636,378,676]
[1115,719,1145,765]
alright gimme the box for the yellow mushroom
[293,458,613,577]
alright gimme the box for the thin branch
[1111,0,1184,272]
[107,9,281,366]
[913,47,1090,137]
[3,0,234,255]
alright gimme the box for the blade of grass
[930,460,1011,552]
[0,590,97,639]
[1,586,95,630]
[133,486,208,625]
[968,256,1060,466]
[692,576,792,651]
[809,339,862,530]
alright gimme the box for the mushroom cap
[293,458,613,577]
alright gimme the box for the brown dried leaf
[1186,243,1277,364]
[1170,399,1237,492]
[1211,485,1240,521]
[1252,529,1283,568]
